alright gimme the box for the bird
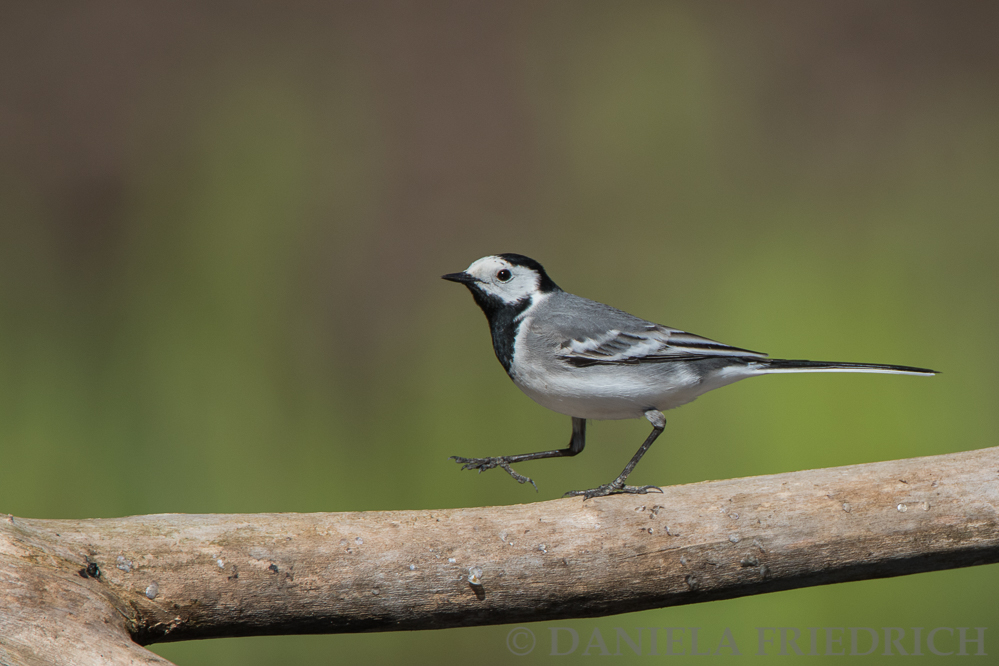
[442,253,937,499]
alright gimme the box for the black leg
[564,410,666,500]
[451,417,586,490]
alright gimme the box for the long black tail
[758,359,938,376]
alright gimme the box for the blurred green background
[1,1,997,664]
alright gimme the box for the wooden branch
[3,447,998,665]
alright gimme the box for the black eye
[497,269,512,282]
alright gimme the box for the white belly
[510,360,749,420]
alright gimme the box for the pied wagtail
[443,253,937,499]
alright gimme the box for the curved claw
[564,483,664,501]
[449,455,538,491]
[449,455,496,473]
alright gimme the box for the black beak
[442,272,478,284]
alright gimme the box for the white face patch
[463,255,541,304]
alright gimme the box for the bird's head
[442,254,560,306]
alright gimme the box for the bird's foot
[563,483,663,501]
[449,456,538,491]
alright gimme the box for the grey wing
[545,295,767,367]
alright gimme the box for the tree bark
[2,446,998,665]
